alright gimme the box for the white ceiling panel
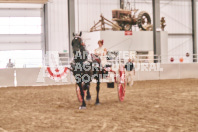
[0,3,43,8]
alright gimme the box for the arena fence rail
[0,55,198,87]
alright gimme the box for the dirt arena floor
[0,79,198,132]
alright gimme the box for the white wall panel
[0,7,43,51]
[16,68,41,86]
[83,31,154,53]
[78,0,89,32]
[74,0,79,33]
[76,0,119,32]
[2,63,198,87]
[0,34,42,43]
[123,0,152,10]
[160,64,180,80]
[0,43,41,50]
[180,63,198,78]
[81,31,101,53]
[123,0,153,15]
[100,31,154,51]
[160,0,192,33]
[47,0,69,52]
[160,0,193,63]
[168,35,193,63]
[138,70,159,81]
[0,69,14,87]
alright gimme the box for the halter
[73,35,84,46]
[74,36,81,39]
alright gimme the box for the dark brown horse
[70,32,108,109]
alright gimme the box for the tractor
[112,9,152,31]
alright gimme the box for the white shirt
[95,46,105,56]
[95,46,107,66]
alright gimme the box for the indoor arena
[0,0,198,132]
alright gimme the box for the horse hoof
[86,96,91,101]
[79,106,86,110]
[95,102,100,106]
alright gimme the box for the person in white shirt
[94,40,107,67]
[6,59,15,68]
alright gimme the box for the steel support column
[120,0,124,9]
[192,0,197,62]
[68,0,76,57]
[43,4,48,54]
[152,0,161,63]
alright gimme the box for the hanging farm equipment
[90,14,122,32]
[112,9,152,31]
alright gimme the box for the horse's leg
[85,82,91,101]
[95,76,100,105]
[78,82,86,109]
[82,73,91,101]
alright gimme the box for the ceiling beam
[0,0,48,4]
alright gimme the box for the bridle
[74,35,83,46]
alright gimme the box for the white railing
[1,54,197,69]
[1,63,198,87]
[107,54,198,64]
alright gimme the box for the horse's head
[72,31,88,62]
[72,31,83,53]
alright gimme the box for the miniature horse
[70,32,106,109]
